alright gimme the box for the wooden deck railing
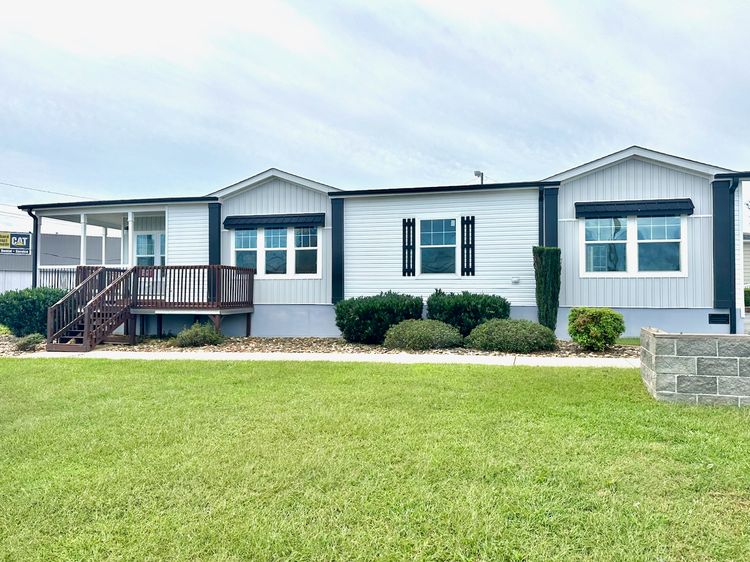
[83,268,136,350]
[39,265,127,291]
[46,267,126,345]
[132,265,254,309]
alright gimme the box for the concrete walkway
[21,350,640,368]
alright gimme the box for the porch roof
[18,196,217,212]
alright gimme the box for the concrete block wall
[640,327,750,406]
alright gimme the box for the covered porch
[34,208,166,290]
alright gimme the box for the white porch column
[127,211,135,267]
[101,227,108,266]
[80,213,87,265]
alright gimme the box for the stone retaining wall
[640,327,750,406]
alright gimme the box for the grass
[1,359,750,560]
[616,337,641,346]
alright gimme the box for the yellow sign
[0,231,31,255]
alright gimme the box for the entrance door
[135,233,165,266]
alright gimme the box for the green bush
[0,287,66,337]
[383,319,463,350]
[533,246,561,331]
[426,290,510,337]
[745,287,750,307]
[466,319,556,353]
[0,324,12,336]
[173,322,225,348]
[16,333,45,352]
[568,307,625,351]
[335,292,423,344]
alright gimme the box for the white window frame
[230,226,323,280]
[416,215,461,278]
[578,215,688,278]
[135,231,165,266]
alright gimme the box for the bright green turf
[616,337,641,346]
[1,359,749,561]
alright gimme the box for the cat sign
[0,232,31,255]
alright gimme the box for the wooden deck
[45,265,255,351]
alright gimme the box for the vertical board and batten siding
[134,215,165,231]
[220,178,332,304]
[558,157,714,308]
[344,188,538,305]
[166,204,209,265]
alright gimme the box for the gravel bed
[0,335,639,359]
[100,336,639,358]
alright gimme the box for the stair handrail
[82,267,136,349]
[47,267,105,344]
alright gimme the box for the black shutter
[402,218,415,276]
[461,216,475,276]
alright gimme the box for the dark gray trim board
[331,199,344,303]
[19,196,217,211]
[329,181,559,198]
[543,187,559,246]
[223,213,325,229]
[208,203,221,265]
[575,198,694,218]
[712,180,734,309]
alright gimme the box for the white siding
[344,188,538,305]
[166,204,209,265]
[220,178,332,305]
[558,157,714,308]
[135,215,165,231]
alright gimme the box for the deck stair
[47,267,135,352]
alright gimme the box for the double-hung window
[637,216,681,271]
[581,215,686,276]
[233,226,320,277]
[264,227,287,275]
[235,229,257,269]
[294,227,318,274]
[584,218,627,272]
[420,218,456,274]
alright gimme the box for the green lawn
[616,337,641,346]
[1,360,750,561]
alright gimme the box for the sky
[1,0,749,234]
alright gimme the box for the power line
[0,180,93,200]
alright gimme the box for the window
[637,216,681,272]
[233,226,321,277]
[420,218,456,274]
[235,229,257,270]
[580,215,686,276]
[264,227,287,275]
[584,218,627,272]
[136,234,156,266]
[294,227,318,274]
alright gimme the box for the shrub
[0,287,66,337]
[16,333,45,352]
[427,290,510,336]
[173,322,225,348]
[533,246,561,331]
[335,292,423,344]
[745,287,750,307]
[568,307,625,351]
[383,319,463,350]
[0,324,12,336]
[466,319,556,353]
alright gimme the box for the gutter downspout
[25,209,39,288]
[729,177,739,334]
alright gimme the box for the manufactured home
[18,146,748,351]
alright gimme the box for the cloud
[0,0,748,234]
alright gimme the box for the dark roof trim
[328,181,560,198]
[575,198,695,219]
[224,213,325,229]
[19,196,217,211]
[714,171,750,179]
